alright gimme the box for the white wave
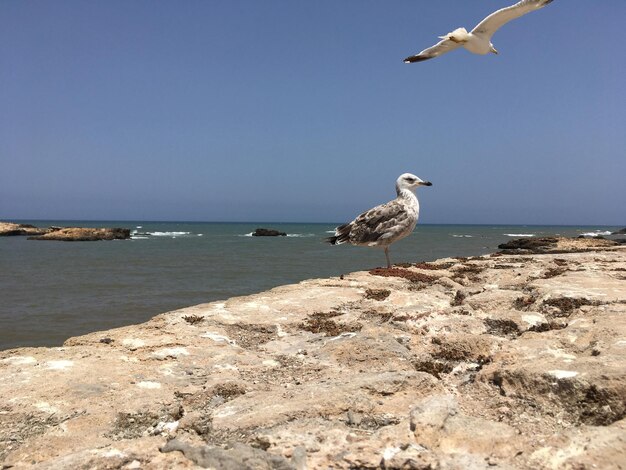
[286,233,315,238]
[451,234,473,238]
[504,233,535,237]
[325,230,336,233]
[147,231,191,237]
[131,236,150,240]
[580,230,612,237]
[136,226,143,229]
[197,234,203,236]
[238,232,254,237]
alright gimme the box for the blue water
[0,221,621,350]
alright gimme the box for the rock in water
[252,228,287,237]
[28,227,131,241]
[0,222,50,237]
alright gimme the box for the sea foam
[148,231,191,237]
[580,231,612,237]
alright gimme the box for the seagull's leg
[384,247,391,269]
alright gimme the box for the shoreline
[1,240,625,468]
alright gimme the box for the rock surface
[28,227,131,241]
[1,221,131,241]
[498,236,619,253]
[252,228,287,237]
[1,240,625,469]
[0,222,50,237]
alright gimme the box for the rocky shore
[0,222,130,241]
[1,239,625,469]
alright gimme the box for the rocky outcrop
[28,227,131,241]
[0,222,131,241]
[252,228,287,236]
[1,239,625,469]
[613,228,626,235]
[498,236,618,253]
[0,222,50,237]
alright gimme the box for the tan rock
[1,243,625,469]
[28,227,130,241]
[0,221,50,236]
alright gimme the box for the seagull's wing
[403,37,463,63]
[348,199,413,245]
[471,0,554,39]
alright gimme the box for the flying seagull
[403,0,554,63]
[327,173,432,268]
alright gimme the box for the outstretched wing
[403,37,463,63]
[471,0,554,39]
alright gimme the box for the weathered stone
[28,227,131,241]
[1,239,624,469]
[0,221,50,236]
[499,236,618,253]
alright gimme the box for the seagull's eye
[405,177,416,183]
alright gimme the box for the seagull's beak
[491,46,499,55]
[420,181,433,187]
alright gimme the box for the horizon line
[2,218,623,228]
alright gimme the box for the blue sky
[1,1,624,224]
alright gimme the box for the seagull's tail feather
[326,223,351,245]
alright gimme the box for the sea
[1,221,621,350]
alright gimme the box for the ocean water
[0,221,621,350]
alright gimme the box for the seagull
[327,173,432,268]
[403,0,554,63]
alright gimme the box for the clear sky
[1,1,624,224]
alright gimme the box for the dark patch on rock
[452,264,486,281]
[430,335,493,364]
[364,288,391,301]
[182,314,204,325]
[211,382,247,401]
[99,337,114,344]
[299,315,362,337]
[251,228,287,237]
[412,357,453,379]
[542,267,569,279]
[543,297,597,317]
[514,294,538,311]
[369,267,439,284]
[450,290,466,307]
[414,261,454,270]
[485,318,520,338]
[360,309,394,323]
[527,320,568,333]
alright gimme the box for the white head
[396,173,432,195]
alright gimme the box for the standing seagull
[403,0,554,63]
[327,173,432,268]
